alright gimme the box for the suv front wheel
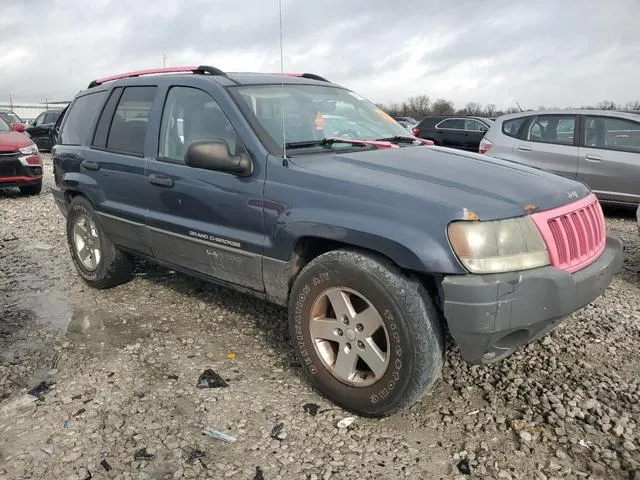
[67,196,133,289]
[289,249,444,417]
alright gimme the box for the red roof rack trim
[87,65,226,88]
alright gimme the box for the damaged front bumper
[441,235,623,364]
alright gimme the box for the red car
[0,117,43,195]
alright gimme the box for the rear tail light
[412,127,420,136]
[479,138,492,154]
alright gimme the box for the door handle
[81,160,100,171]
[148,174,174,187]
[584,154,603,162]
[517,145,533,152]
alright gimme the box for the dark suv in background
[51,66,621,416]
[27,109,64,151]
[412,116,493,151]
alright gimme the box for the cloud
[1,0,639,110]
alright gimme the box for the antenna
[515,99,524,112]
[278,0,287,160]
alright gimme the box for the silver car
[480,109,640,206]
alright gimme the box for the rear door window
[527,115,576,145]
[59,90,109,145]
[584,116,640,153]
[437,118,465,129]
[106,86,157,156]
[45,111,60,124]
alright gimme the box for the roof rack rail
[87,65,227,88]
[270,72,330,82]
[299,73,329,82]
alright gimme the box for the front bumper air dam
[441,235,623,364]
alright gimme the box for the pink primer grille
[531,193,606,273]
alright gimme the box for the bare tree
[463,102,483,116]
[484,104,497,117]
[431,98,455,115]
[347,95,640,119]
[624,101,640,111]
[407,95,430,118]
[596,100,617,110]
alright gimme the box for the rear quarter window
[502,117,527,138]
[59,91,109,145]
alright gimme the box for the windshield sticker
[375,108,398,124]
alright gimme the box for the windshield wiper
[374,135,418,144]
[285,138,379,150]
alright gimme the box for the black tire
[288,249,444,417]
[66,196,133,289]
[19,182,42,195]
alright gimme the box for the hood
[0,131,34,151]
[289,145,590,220]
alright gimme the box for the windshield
[2,111,22,124]
[0,117,10,132]
[231,84,409,151]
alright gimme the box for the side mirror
[30,120,37,126]
[185,140,252,176]
[11,123,26,133]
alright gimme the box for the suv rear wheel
[288,249,444,417]
[19,181,42,195]
[67,196,133,289]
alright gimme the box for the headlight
[19,144,39,155]
[448,216,549,274]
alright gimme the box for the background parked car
[396,119,417,131]
[0,117,43,195]
[26,109,64,151]
[411,116,493,151]
[394,116,418,124]
[480,110,640,206]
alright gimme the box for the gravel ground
[0,154,638,480]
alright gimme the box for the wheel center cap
[345,329,356,341]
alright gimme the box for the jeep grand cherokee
[51,66,622,416]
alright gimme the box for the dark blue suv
[51,65,623,416]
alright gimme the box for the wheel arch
[263,227,455,309]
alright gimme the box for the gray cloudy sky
[1,0,639,109]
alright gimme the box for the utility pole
[163,54,168,67]
[9,94,13,109]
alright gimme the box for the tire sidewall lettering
[294,279,321,375]
[367,308,404,405]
